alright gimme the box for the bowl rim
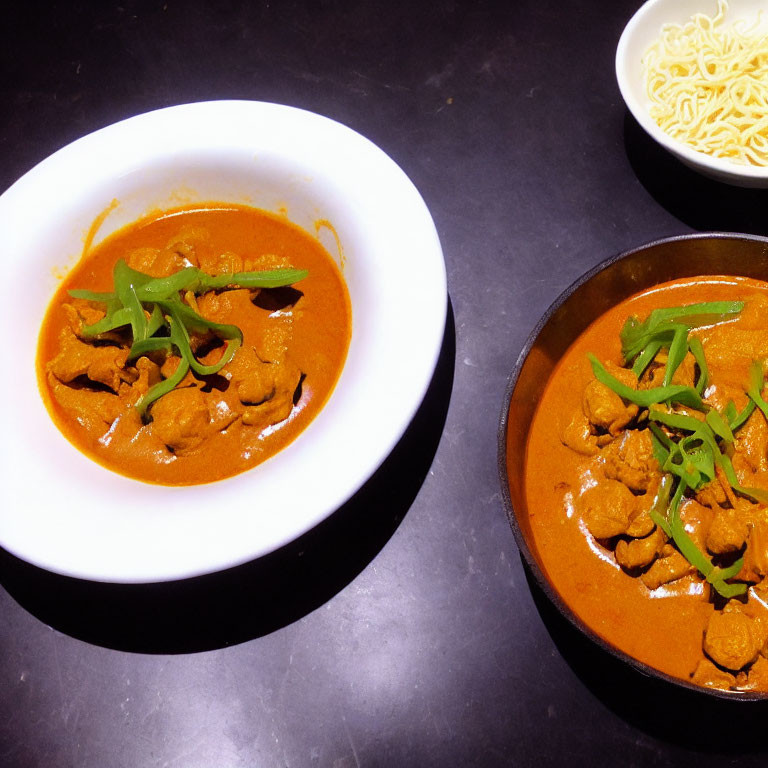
[615,0,768,183]
[498,231,768,701]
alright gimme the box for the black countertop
[3,1,768,766]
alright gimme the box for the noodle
[643,0,768,166]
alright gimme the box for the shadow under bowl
[498,232,768,701]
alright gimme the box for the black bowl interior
[499,232,768,701]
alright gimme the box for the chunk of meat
[690,658,736,690]
[707,508,749,555]
[224,346,302,431]
[227,346,278,405]
[604,361,639,388]
[739,654,768,691]
[703,610,761,671]
[575,480,636,539]
[731,293,768,331]
[643,351,697,389]
[733,410,768,474]
[211,251,263,275]
[149,387,211,454]
[701,326,768,392]
[679,498,714,553]
[619,479,659,539]
[741,518,768,581]
[625,508,655,539]
[582,380,638,436]
[641,544,696,590]
[561,410,599,456]
[241,359,302,429]
[47,327,130,392]
[131,357,162,398]
[615,525,667,571]
[61,301,116,338]
[166,240,199,268]
[695,480,728,509]
[48,374,123,431]
[601,429,659,492]
[159,355,198,389]
[126,242,198,277]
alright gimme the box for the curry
[525,276,768,693]
[37,204,351,485]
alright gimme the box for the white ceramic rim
[616,0,768,186]
[0,101,447,583]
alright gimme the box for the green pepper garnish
[688,336,709,395]
[747,360,768,422]
[70,259,307,414]
[620,301,743,362]
[619,301,741,402]
[705,409,734,444]
[726,399,756,432]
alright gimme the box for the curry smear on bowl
[524,276,768,693]
[37,204,351,485]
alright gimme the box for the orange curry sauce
[37,204,351,485]
[524,276,768,687]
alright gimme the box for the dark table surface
[3,1,768,766]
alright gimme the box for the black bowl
[498,232,768,701]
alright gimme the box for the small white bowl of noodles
[617,0,768,187]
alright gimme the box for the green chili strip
[135,266,309,301]
[162,299,242,341]
[688,336,709,395]
[747,360,768,422]
[113,260,149,344]
[79,307,133,338]
[648,409,707,434]
[727,399,756,432]
[589,355,705,410]
[649,423,672,465]
[644,301,744,331]
[647,413,713,490]
[631,338,664,379]
[197,267,309,291]
[621,322,685,365]
[145,304,165,338]
[69,289,119,303]
[648,473,674,536]
[663,326,689,387]
[705,409,734,444]
[127,336,173,360]
[134,267,201,300]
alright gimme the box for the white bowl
[0,101,447,583]
[616,0,768,187]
